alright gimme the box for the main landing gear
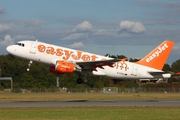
[76,74,88,84]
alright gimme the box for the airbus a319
[6,40,174,84]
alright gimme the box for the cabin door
[131,65,138,76]
[30,41,37,54]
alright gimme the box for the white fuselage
[6,40,170,79]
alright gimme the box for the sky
[0,0,180,65]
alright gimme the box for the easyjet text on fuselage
[37,43,130,71]
[37,44,99,62]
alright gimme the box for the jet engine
[49,61,77,74]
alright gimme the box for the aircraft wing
[77,59,120,70]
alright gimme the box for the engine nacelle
[49,61,76,74]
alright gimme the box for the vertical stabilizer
[136,40,174,70]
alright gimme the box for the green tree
[171,59,180,72]
[163,63,171,71]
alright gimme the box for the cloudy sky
[0,0,180,64]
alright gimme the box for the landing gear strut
[27,60,33,71]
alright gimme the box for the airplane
[6,40,174,84]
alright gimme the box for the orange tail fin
[136,40,174,70]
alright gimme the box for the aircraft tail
[135,40,174,70]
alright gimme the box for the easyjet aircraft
[6,40,174,84]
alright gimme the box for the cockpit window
[16,43,25,47]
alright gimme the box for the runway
[0,100,180,108]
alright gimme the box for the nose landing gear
[27,60,33,71]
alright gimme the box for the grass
[0,107,180,120]
[0,92,180,101]
[1,92,180,120]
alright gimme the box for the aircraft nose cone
[6,46,10,53]
[6,46,13,54]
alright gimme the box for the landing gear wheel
[83,78,88,84]
[76,78,83,84]
[76,74,88,84]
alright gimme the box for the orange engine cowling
[49,61,75,74]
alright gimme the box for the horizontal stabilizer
[148,71,171,78]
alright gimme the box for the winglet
[135,40,174,70]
